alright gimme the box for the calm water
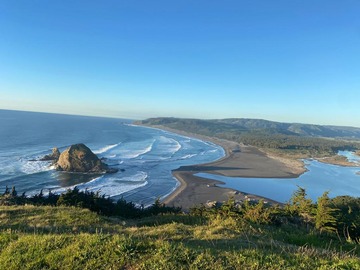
[0,110,224,206]
[196,152,360,203]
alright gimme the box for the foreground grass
[0,205,359,269]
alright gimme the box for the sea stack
[55,143,118,173]
[40,147,61,162]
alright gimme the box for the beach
[155,126,306,210]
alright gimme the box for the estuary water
[196,151,360,203]
[0,110,224,206]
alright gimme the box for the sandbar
[151,126,306,210]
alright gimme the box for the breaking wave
[21,160,53,174]
[51,171,149,198]
[0,111,225,206]
[94,143,121,154]
[119,140,155,159]
[158,136,182,155]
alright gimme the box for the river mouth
[195,151,360,203]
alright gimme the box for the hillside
[218,118,360,138]
[1,187,360,269]
[139,117,360,139]
[137,117,360,157]
[1,202,359,269]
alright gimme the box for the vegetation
[2,118,359,268]
[138,117,360,157]
[315,191,337,234]
[0,186,181,218]
[0,186,359,269]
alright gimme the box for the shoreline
[148,125,306,177]
[140,124,360,210]
[145,125,306,210]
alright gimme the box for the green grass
[0,205,359,269]
[0,205,124,234]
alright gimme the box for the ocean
[0,110,224,206]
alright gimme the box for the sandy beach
[152,126,307,210]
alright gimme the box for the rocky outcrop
[54,144,118,173]
[40,147,61,162]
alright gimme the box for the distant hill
[138,117,360,140]
[137,117,360,156]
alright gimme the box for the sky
[0,1,360,126]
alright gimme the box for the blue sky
[1,1,360,126]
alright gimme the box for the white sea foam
[158,136,182,155]
[51,171,148,198]
[97,181,148,198]
[21,160,53,174]
[120,171,148,182]
[124,123,138,127]
[50,176,105,195]
[0,111,231,208]
[94,143,120,154]
[25,177,97,197]
[180,154,197,159]
[0,159,18,175]
[172,140,181,153]
[120,140,155,159]
[159,176,181,201]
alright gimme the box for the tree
[330,196,360,240]
[3,186,10,195]
[11,186,17,197]
[315,191,337,233]
[242,199,271,224]
[286,186,313,217]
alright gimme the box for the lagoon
[196,151,360,203]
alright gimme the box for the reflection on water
[196,151,360,203]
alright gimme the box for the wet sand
[154,126,306,210]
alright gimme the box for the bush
[0,186,181,219]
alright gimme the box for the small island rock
[40,147,61,162]
[55,143,118,173]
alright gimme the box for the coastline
[138,124,360,210]
[316,156,360,167]
[143,125,306,210]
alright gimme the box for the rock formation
[40,147,61,162]
[54,143,118,173]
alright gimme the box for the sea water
[0,110,224,206]
[196,152,360,203]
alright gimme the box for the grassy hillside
[140,117,360,139]
[218,118,360,138]
[1,199,360,269]
[138,117,360,157]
